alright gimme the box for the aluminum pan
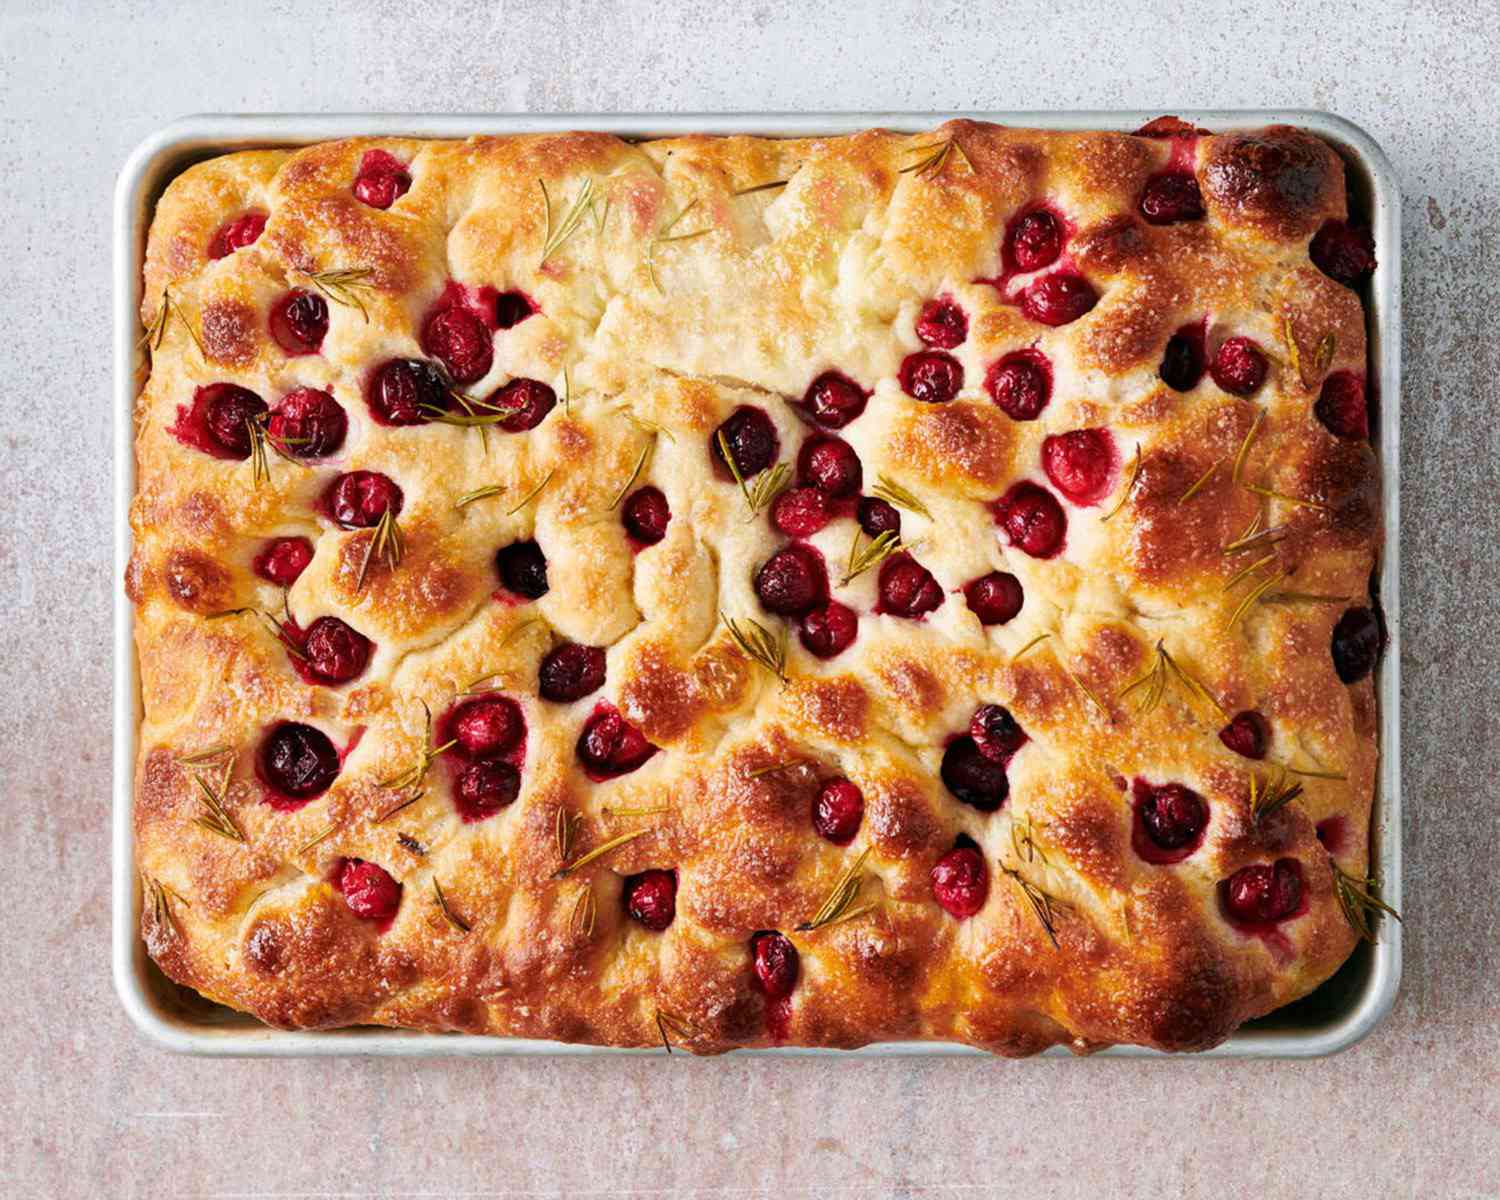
[112,110,1401,1058]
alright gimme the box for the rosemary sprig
[1243,482,1330,513]
[176,744,233,767]
[142,874,184,937]
[538,176,596,267]
[1178,460,1220,504]
[870,474,932,519]
[647,198,711,292]
[797,848,873,931]
[1330,860,1401,943]
[608,439,654,511]
[506,468,555,515]
[656,1008,699,1054]
[295,822,338,856]
[732,179,789,196]
[1222,514,1289,556]
[185,752,245,843]
[420,392,525,428]
[138,287,206,358]
[1224,552,1278,593]
[432,879,470,932]
[569,885,597,937]
[247,416,271,487]
[842,528,905,585]
[305,268,376,321]
[899,137,971,180]
[554,829,649,878]
[1249,768,1303,827]
[1232,409,1264,484]
[206,606,306,660]
[455,483,505,509]
[1226,570,1288,628]
[1100,444,1142,523]
[716,429,790,517]
[378,701,456,798]
[354,506,403,594]
[1119,640,1225,721]
[1000,863,1067,949]
[721,613,788,684]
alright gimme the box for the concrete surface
[2,0,1496,1196]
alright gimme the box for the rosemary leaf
[1178,460,1220,504]
[1100,445,1142,523]
[554,829,650,878]
[506,467,556,515]
[432,879,471,933]
[732,179,790,196]
[354,506,403,594]
[539,176,596,267]
[721,612,788,683]
[306,268,376,321]
[842,528,904,585]
[871,473,932,519]
[455,483,505,509]
[1331,860,1401,943]
[797,848,872,931]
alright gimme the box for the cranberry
[995,482,1066,558]
[496,540,549,599]
[1309,220,1376,287]
[268,290,329,356]
[197,383,267,459]
[1042,428,1117,506]
[338,859,401,923]
[302,616,372,684]
[325,471,402,529]
[451,696,524,758]
[577,707,657,778]
[749,931,799,1000]
[254,537,314,587]
[1316,372,1370,439]
[899,350,964,404]
[1005,208,1063,273]
[754,543,829,617]
[801,371,869,429]
[1138,172,1205,224]
[876,553,943,618]
[493,290,536,328]
[857,497,901,537]
[1021,273,1098,326]
[969,704,1027,763]
[259,721,340,800]
[770,487,831,538]
[1159,325,1207,391]
[1210,336,1268,396]
[208,212,266,259]
[963,571,1024,627]
[916,297,968,348]
[422,304,493,386]
[812,778,864,844]
[623,486,671,544]
[455,759,520,821]
[1219,710,1270,760]
[539,643,607,702]
[931,846,988,919]
[712,405,779,478]
[1134,778,1209,856]
[367,358,449,426]
[267,388,346,459]
[799,601,858,659]
[623,870,677,931]
[940,736,1009,811]
[353,149,411,209]
[489,378,556,432]
[1222,858,1304,927]
[985,350,1052,420]
[1331,606,1382,684]
[799,436,863,497]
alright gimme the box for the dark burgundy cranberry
[455,759,521,821]
[876,553,943,618]
[1159,325,1207,391]
[712,405,779,478]
[302,616,372,684]
[367,358,449,426]
[940,736,1009,811]
[754,543,829,617]
[1309,220,1376,286]
[208,212,266,258]
[749,931,799,1000]
[268,290,329,356]
[1134,778,1209,854]
[451,696,524,758]
[259,721,340,800]
[995,482,1066,558]
[496,540,549,599]
[1021,273,1098,326]
[1138,172,1205,224]
[770,487,831,538]
[623,870,677,931]
[577,707,657,778]
[1042,428,1117,505]
[325,471,402,529]
[623,486,671,544]
[199,384,267,459]
[985,349,1052,420]
[1331,606,1382,683]
[422,304,493,386]
[490,377,556,432]
[268,388,346,458]
[1005,208,1063,273]
[799,436,863,497]
[352,149,411,209]
[812,778,864,844]
[1316,372,1369,439]
[1210,336,1268,396]
[254,537,314,587]
[1219,710,1270,760]
[539,643,606,702]
[801,371,869,429]
[969,704,1027,763]
[916,297,968,348]
[963,571,1024,626]
[931,846,988,919]
[338,859,402,922]
[1222,859,1304,926]
[799,601,858,659]
[857,497,901,537]
[493,290,536,328]
[899,350,963,404]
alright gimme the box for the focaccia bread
[129,119,1386,1054]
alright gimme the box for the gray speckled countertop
[3,0,1496,1195]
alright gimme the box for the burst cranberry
[1021,273,1098,326]
[1005,208,1063,273]
[353,149,411,209]
[1159,325,1207,391]
[750,931,799,1000]
[451,696,524,758]
[801,371,869,429]
[754,543,829,617]
[1134,778,1209,859]
[539,643,606,702]
[1210,337,1268,396]
[940,736,1009,811]
[1219,710,1270,760]
[325,471,402,529]
[422,304,493,386]
[995,482,1066,558]
[770,487,830,538]
[208,212,266,258]
[268,388,346,458]
[799,601,858,659]
[1309,220,1376,287]
[623,486,671,544]
[577,707,657,778]
[857,497,901,537]
[963,571,1024,626]
[899,350,963,404]
[877,553,943,618]
[712,405,779,478]
[259,721,340,800]
[1222,859,1305,927]
[799,436,863,497]
[1316,372,1369,439]
[1331,606,1382,683]
[268,290,329,356]
[496,540,548,599]
[367,358,449,426]
[969,704,1027,763]
[338,859,402,923]
[490,378,556,432]
[916,297,968,348]
[1138,172,1205,224]
[985,350,1052,420]
[623,870,677,931]
[192,383,267,459]
[493,290,536,328]
[812,778,864,844]
[302,616,372,684]
[1042,428,1116,506]
[931,846,988,919]
[254,537,314,587]
[455,759,521,821]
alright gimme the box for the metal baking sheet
[113,111,1401,1058]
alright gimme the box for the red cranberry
[754,543,829,617]
[712,405,779,478]
[422,304,493,387]
[268,290,329,356]
[1042,428,1116,506]
[1222,859,1304,926]
[623,870,677,931]
[1134,778,1208,857]
[1316,372,1370,439]
[455,759,520,821]
[451,696,524,758]
[208,212,266,258]
[259,721,340,800]
[812,778,864,844]
[916,297,968,348]
[799,601,858,659]
[623,486,671,544]
[985,350,1052,420]
[268,388,346,458]
[995,482,1066,558]
[577,707,657,778]
[940,737,1009,811]
[1331,606,1382,683]
[1159,324,1207,391]
[489,378,556,432]
[969,704,1027,763]
[963,571,1024,626]
[931,846,988,919]
[899,350,964,404]
[1219,710,1270,760]
[1138,172,1205,224]
[876,553,943,618]
[352,149,411,209]
[338,859,401,923]
[800,371,869,429]
[539,643,607,702]
[770,487,831,538]
[302,616,372,684]
[493,290,536,328]
[496,540,549,599]
[1210,336,1268,396]
[197,383,267,459]
[1021,273,1098,326]
[1309,220,1376,287]
[325,471,402,529]
[799,436,863,497]
[857,497,901,537]
[1005,208,1063,273]
[749,931,799,1000]
[367,358,449,426]
[254,537,314,587]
